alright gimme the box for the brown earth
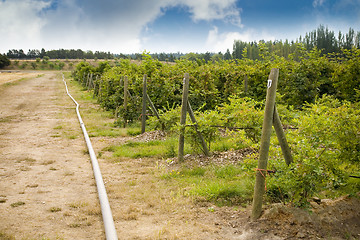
[1,71,359,240]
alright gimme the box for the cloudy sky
[0,0,359,54]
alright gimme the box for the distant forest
[5,25,360,62]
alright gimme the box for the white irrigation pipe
[62,74,118,240]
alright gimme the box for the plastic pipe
[62,74,118,240]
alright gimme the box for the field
[0,69,359,239]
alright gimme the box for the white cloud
[0,0,243,54]
[313,0,326,7]
[205,27,276,53]
[174,0,242,27]
[0,0,50,50]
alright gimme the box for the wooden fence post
[98,79,103,103]
[273,106,293,165]
[123,76,128,128]
[178,73,190,162]
[93,75,98,98]
[86,73,90,89]
[146,94,165,130]
[89,73,93,89]
[187,101,210,156]
[141,74,147,133]
[251,68,279,221]
[244,75,248,93]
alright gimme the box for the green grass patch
[112,140,168,158]
[105,137,190,159]
[126,127,142,136]
[160,164,254,207]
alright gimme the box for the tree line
[3,25,360,63]
[6,48,114,60]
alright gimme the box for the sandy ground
[0,71,41,85]
[1,72,359,240]
[0,72,104,239]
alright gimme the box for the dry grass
[49,207,62,212]
[10,201,25,208]
[41,160,55,165]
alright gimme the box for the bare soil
[1,72,359,240]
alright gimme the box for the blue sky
[0,0,359,54]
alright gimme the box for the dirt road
[0,72,104,239]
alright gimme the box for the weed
[49,207,62,212]
[214,165,242,179]
[68,201,88,209]
[16,157,36,164]
[68,223,81,228]
[108,138,190,159]
[10,201,25,208]
[67,135,77,139]
[0,231,15,240]
[0,196,7,203]
[207,207,215,212]
[19,166,31,171]
[41,160,55,165]
[126,128,141,136]
[159,164,254,207]
[64,171,74,176]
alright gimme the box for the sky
[0,0,359,54]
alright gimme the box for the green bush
[267,95,360,206]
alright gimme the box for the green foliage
[0,54,10,68]
[161,164,254,206]
[332,48,360,102]
[267,96,360,207]
[148,104,180,132]
[106,137,189,159]
[70,48,360,208]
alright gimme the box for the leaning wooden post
[187,101,210,156]
[141,74,147,134]
[178,73,190,162]
[273,105,293,165]
[146,94,165,130]
[123,76,128,128]
[244,75,248,93]
[86,73,90,89]
[89,73,93,89]
[93,75,98,98]
[251,68,279,221]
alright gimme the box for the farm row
[71,47,360,207]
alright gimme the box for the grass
[0,231,15,240]
[0,116,14,123]
[159,164,254,207]
[10,201,25,208]
[68,201,88,209]
[16,157,36,164]
[64,77,134,138]
[103,137,191,159]
[41,160,55,165]
[49,207,62,212]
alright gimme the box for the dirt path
[0,72,104,239]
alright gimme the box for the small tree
[31,62,37,69]
[0,54,11,68]
[42,56,50,64]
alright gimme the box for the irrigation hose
[62,74,118,240]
